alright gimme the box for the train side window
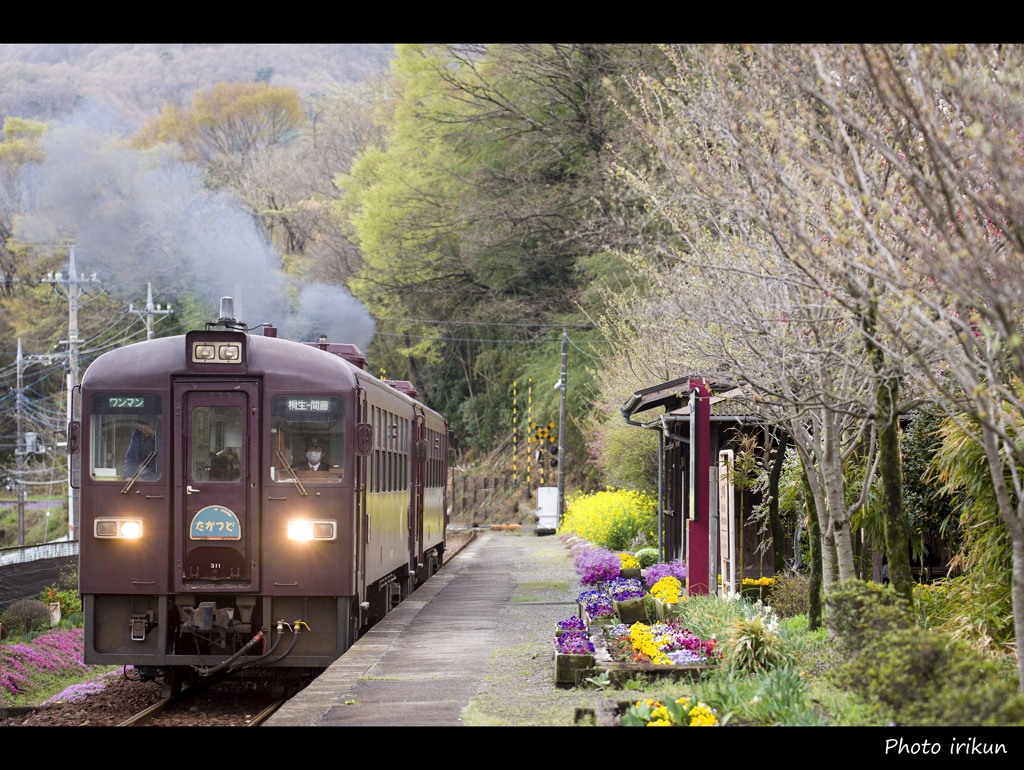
[88,394,162,481]
[269,395,344,482]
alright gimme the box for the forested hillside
[0,44,394,124]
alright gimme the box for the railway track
[117,675,294,727]
[119,689,287,726]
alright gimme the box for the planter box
[612,597,648,625]
[653,596,681,622]
[582,609,615,631]
[554,652,595,687]
[619,568,642,580]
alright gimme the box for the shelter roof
[621,376,764,429]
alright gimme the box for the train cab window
[88,394,163,481]
[269,395,343,483]
[191,407,243,482]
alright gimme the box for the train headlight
[287,519,337,541]
[218,344,240,361]
[191,341,242,364]
[94,518,144,539]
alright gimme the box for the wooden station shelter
[621,376,775,597]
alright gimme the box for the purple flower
[666,649,708,665]
[573,547,622,585]
[557,616,587,633]
[606,576,645,601]
[645,560,687,589]
[577,589,615,619]
[0,628,91,700]
[556,630,595,655]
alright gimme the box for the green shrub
[824,578,913,653]
[912,574,1013,655]
[767,573,809,619]
[633,547,659,569]
[0,599,52,635]
[779,615,845,678]
[559,488,657,551]
[697,666,826,726]
[911,577,959,629]
[831,626,1024,726]
[39,585,82,618]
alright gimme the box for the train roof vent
[387,380,418,398]
[302,339,367,369]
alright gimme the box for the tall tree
[797,44,1024,691]
[342,44,663,452]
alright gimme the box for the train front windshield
[270,395,344,482]
[88,394,163,481]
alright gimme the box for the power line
[373,316,595,330]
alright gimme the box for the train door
[354,386,369,626]
[173,383,259,590]
[412,411,425,571]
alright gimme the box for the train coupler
[130,611,154,641]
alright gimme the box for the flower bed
[555,617,597,686]
[618,552,642,579]
[572,545,622,586]
[556,615,587,637]
[577,588,615,628]
[645,560,687,589]
[560,546,720,688]
[620,696,720,727]
[605,620,718,667]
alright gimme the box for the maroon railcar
[73,301,449,693]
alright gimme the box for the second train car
[72,299,450,693]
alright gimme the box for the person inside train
[209,448,240,481]
[124,417,159,480]
[292,436,330,472]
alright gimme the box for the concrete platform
[263,528,581,727]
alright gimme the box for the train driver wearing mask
[292,436,330,472]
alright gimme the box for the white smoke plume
[14,99,375,349]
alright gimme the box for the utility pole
[41,245,99,540]
[556,328,567,526]
[15,338,59,545]
[129,282,172,340]
[15,338,25,545]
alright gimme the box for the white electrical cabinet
[536,486,558,534]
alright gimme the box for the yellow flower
[650,575,682,603]
[688,702,719,726]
